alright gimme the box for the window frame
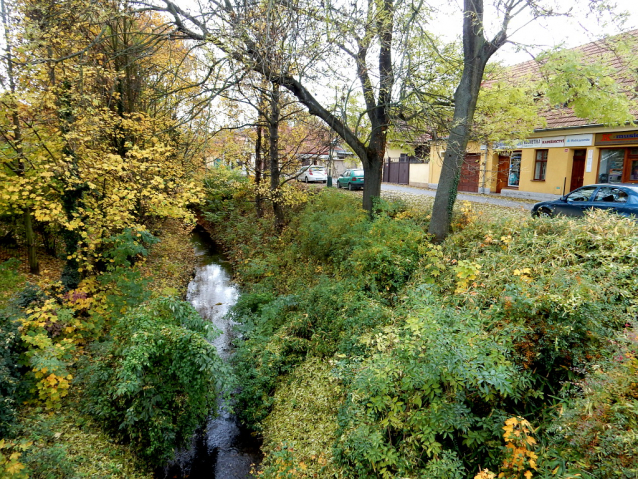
[533,149,548,181]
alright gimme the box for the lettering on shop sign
[595,131,638,145]
[494,134,592,150]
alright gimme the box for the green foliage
[545,324,638,478]
[0,258,23,309]
[540,48,636,126]
[0,309,23,437]
[82,297,227,466]
[205,188,638,478]
[259,358,344,478]
[203,167,251,222]
[334,290,527,478]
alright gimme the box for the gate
[383,158,410,184]
[458,153,481,193]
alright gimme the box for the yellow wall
[409,163,430,186]
[429,141,485,187]
[429,126,638,196]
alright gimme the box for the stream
[157,226,261,479]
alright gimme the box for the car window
[310,167,325,172]
[353,170,364,176]
[566,186,597,202]
[594,186,629,203]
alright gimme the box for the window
[566,186,597,202]
[594,186,629,203]
[630,159,638,181]
[598,149,625,183]
[534,150,548,180]
[508,151,521,187]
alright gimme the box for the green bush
[334,289,527,477]
[82,297,228,465]
[0,307,22,437]
[543,323,638,478]
[204,188,638,478]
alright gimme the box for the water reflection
[158,227,260,479]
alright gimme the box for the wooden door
[570,149,586,192]
[458,154,481,193]
[398,162,410,184]
[496,155,510,193]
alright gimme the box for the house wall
[430,127,638,200]
[428,141,485,190]
[386,146,406,159]
[409,163,430,187]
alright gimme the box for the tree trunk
[428,0,504,242]
[362,149,383,212]
[268,84,285,231]
[24,209,40,274]
[255,123,264,218]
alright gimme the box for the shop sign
[565,134,593,147]
[517,136,566,148]
[494,136,566,149]
[595,131,638,146]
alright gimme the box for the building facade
[427,30,638,200]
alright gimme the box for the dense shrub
[82,297,228,465]
[0,259,26,437]
[204,185,638,478]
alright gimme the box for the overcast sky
[428,0,637,65]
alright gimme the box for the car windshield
[352,170,364,176]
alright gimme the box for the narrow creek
[158,226,261,479]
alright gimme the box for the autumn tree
[0,0,210,283]
[0,0,39,273]
[138,0,439,213]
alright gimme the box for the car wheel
[337,181,341,188]
[537,207,553,218]
[348,183,353,191]
[304,176,309,183]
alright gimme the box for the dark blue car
[531,184,638,218]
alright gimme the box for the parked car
[531,184,638,218]
[336,169,365,190]
[296,165,327,183]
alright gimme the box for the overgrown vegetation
[203,169,638,478]
[0,220,222,477]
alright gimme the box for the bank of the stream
[0,220,228,478]
[202,170,638,479]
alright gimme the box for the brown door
[570,149,586,192]
[496,155,510,193]
[398,162,410,184]
[458,154,481,193]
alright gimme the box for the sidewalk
[381,183,533,211]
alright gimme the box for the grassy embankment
[202,169,638,479]
[0,219,203,478]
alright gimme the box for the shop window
[598,149,625,183]
[508,151,521,187]
[630,159,638,181]
[534,150,548,180]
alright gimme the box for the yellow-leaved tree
[0,0,209,284]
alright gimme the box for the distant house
[385,125,432,187]
[429,29,638,200]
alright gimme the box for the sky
[428,0,638,66]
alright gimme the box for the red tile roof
[496,29,638,130]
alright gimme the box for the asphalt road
[380,183,534,211]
